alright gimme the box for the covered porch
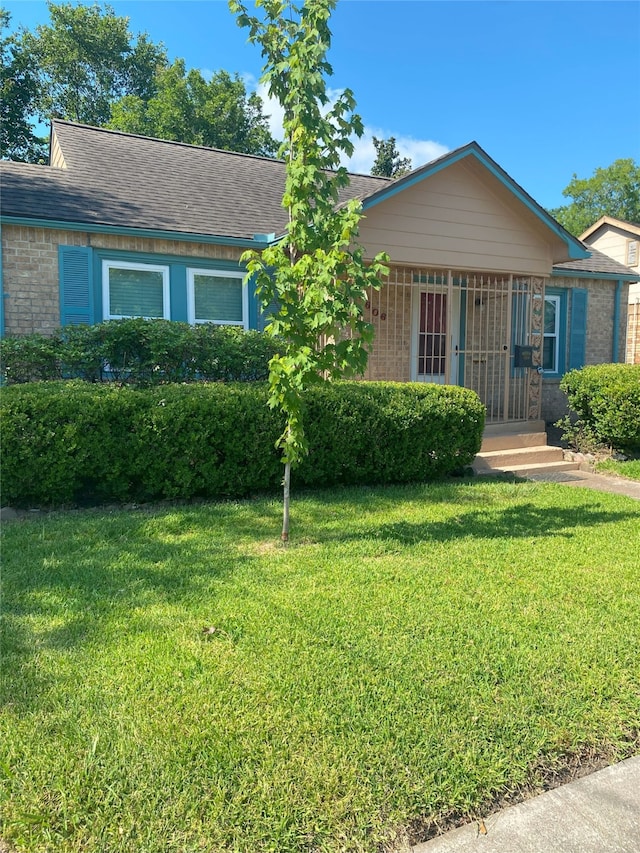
[362,265,546,424]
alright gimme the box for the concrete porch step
[474,445,565,470]
[479,420,547,452]
[473,421,581,477]
[480,431,548,452]
[475,459,584,477]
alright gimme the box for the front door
[412,288,460,384]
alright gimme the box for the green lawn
[595,458,640,481]
[2,480,639,853]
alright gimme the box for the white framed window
[627,240,638,267]
[102,260,170,320]
[543,294,560,373]
[187,268,247,327]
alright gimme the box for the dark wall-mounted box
[514,345,534,368]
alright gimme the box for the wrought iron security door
[362,267,544,422]
[454,273,543,422]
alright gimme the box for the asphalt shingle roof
[553,245,639,278]
[1,121,636,282]
[0,120,389,241]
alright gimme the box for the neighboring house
[580,216,640,364]
[1,120,637,427]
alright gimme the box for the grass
[594,458,640,481]
[2,479,640,852]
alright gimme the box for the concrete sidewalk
[525,469,640,501]
[412,756,640,853]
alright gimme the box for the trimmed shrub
[299,382,484,486]
[191,324,281,382]
[0,382,150,505]
[0,334,64,383]
[0,381,485,507]
[0,320,281,386]
[84,319,194,384]
[559,364,640,453]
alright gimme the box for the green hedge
[0,319,280,385]
[0,381,485,507]
[559,364,640,452]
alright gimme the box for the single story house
[1,120,637,426]
[579,216,640,364]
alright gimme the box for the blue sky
[5,0,639,209]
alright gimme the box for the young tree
[371,136,411,178]
[0,10,46,162]
[230,0,389,541]
[22,1,167,127]
[550,158,640,236]
[109,59,279,156]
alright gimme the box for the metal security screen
[362,267,543,423]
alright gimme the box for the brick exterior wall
[627,300,640,364]
[2,226,83,336]
[3,227,631,429]
[541,277,629,424]
[541,382,570,426]
[1,224,246,337]
[362,281,413,381]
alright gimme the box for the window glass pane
[194,274,243,322]
[544,299,557,334]
[109,267,164,318]
[543,337,556,371]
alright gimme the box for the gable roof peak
[358,139,588,261]
[580,215,640,240]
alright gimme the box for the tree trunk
[281,461,290,542]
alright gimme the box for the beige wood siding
[50,130,66,169]
[587,231,627,265]
[358,159,560,277]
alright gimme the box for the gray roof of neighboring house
[0,120,389,241]
[553,245,639,279]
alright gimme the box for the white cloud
[255,80,286,144]
[250,76,449,173]
[346,129,449,175]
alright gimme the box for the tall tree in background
[230,0,389,541]
[109,59,278,156]
[22,1,166,128]
[551,158,640,236]
[0,10,46,161]
[4,1,279,162]
[371,136,411,178]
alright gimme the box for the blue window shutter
[257,296,279,332]
[59,246,94,326]
[247,273,259,330]
[248,274,276,332]
[251,270,279,332]
[568,288,587,370]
